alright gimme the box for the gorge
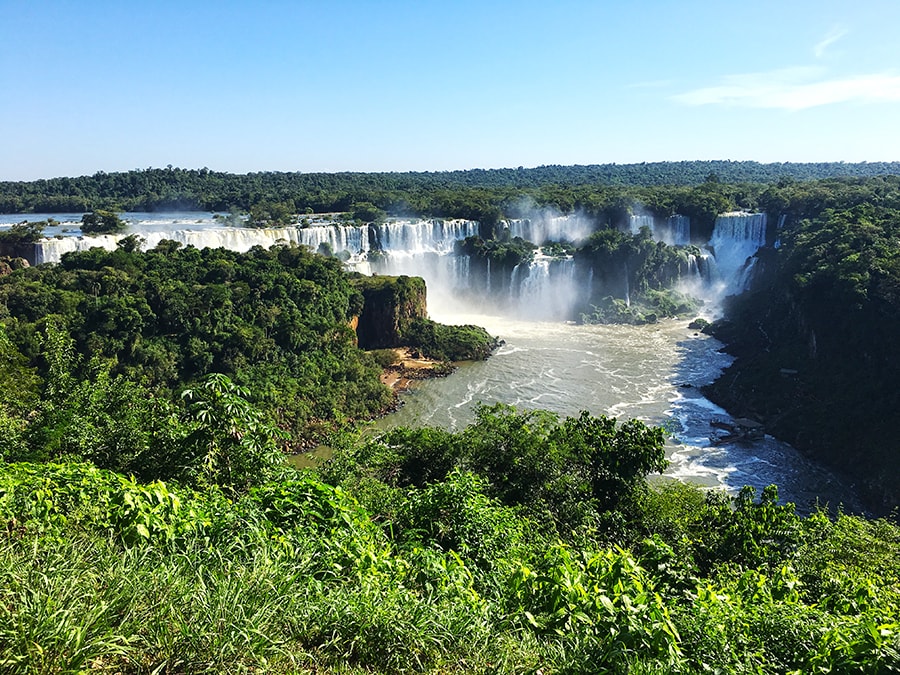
[0,207,866,512]
[2,169,899,671]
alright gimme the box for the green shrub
[370,348,401,368]
[507,544,681,671]
[395,470,529,577]
[402,317,497,361]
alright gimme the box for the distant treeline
[3,161,900,219]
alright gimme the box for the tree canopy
[0,241,393,450]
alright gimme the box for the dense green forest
[3,161,900,228]
[1,405,898,672]
[2,168,900,671]
[705,181,900,514]
[0,242,391,454]
[3,170,900,508]
[0,241,497,471]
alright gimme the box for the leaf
[599,594,615,614]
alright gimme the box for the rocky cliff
[353,274,497,361]
[704,244,900,516]
[353,275,428,350]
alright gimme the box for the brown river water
[370,311,864,514]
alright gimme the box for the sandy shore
[379,348,453,392]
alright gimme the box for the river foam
[378,312,863,513]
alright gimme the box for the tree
[180,373,288,493]
[325,403,669,536]
[0,220,46,244]
[116,234,144,253]
[81,210,127,234]
[248,201,295,227]
[349,201,386,224]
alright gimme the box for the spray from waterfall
[677,212,768,318]
[627,210,692,246]
[30,209,769,323]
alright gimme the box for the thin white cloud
[814,26,848,59]
[673,67,900,110]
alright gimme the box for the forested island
[0,163,899,672]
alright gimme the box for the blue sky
[2,0,900,180]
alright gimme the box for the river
[376,310,864,514]
[2,211,864,512]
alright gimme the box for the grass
[1,461,898,673]
[0,530,511,674]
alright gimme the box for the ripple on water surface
[376,313,863,513]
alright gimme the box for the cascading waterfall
[666,215,692,246]
[368,214,597,317]
[774,213,787,249]
[706,212,767,296]
[508,264,523,306]
[35,234,122,265]
[626,214,691,246]
[628,214,656,235]
[35,225,370,264]
[452,255,470,292]
[682,253,703,279]
[374,219,478,254]
[518,260,551,311]
[505,214,595,244]
[508,257,580,320]
[27,210,770,321]
[299,224,371,255]
[623,261,631,307]
[27,215,588,316]
[33,218,479,265]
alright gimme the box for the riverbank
[702,322,886,517]
[371,313,866,512]
[379,347,456,393]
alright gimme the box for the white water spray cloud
[503,197,597,245]
[672,66,900,111]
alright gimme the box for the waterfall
[504,213,596,244]
[28,209,767,322]
[33,218,480,266]
[509,258,578,320]
[680,253,701,281]
[509,264,523,303]
[519,260,551,308]
[373,219,479,254]
[774,213,787,249]
[623,261,631,307]
[34,226,361,264]
[707,212,768,296]
[628,214,656,236]
[297,224,371,255]
[667,215,691,246]
[451,255,470,292]
[35,235,121,264]
[626,214,691,246]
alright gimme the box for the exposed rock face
[705,270,900,516]
[0,256,30,276]
[353,275,428,349]
[0,242,37,266]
